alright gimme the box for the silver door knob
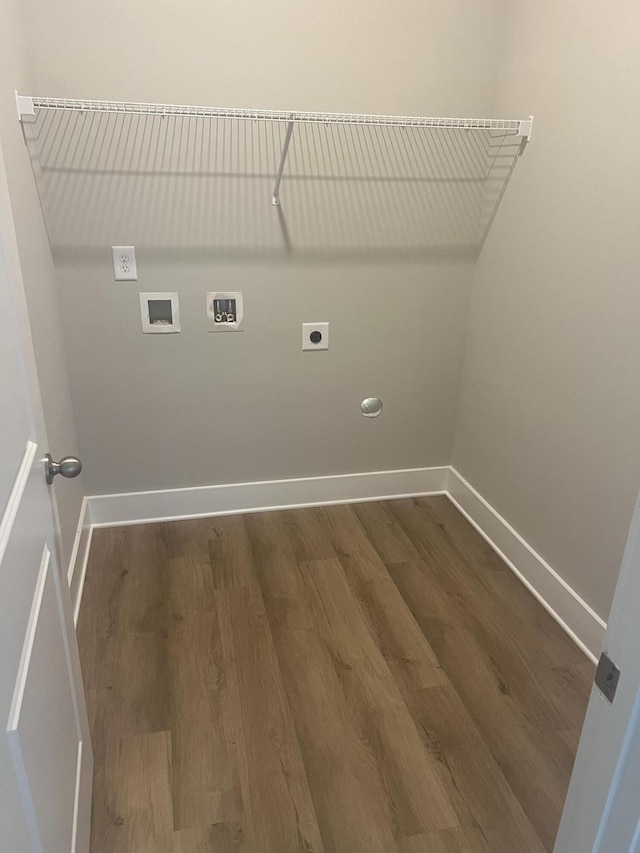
[45,453,82,485]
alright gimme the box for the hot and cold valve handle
[44,453,82,485]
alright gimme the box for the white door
[555,493,640,852]
[0,143,92,850]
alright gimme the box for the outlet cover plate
[206,291,244,332]
[112,245,137,281]
[302,322,329,351]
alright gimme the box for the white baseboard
[447,467,606,663]
[87,466,450,527]
[72,464,606,662]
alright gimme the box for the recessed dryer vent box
[206,292,244,332]
[140,292,181,333]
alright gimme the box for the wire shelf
[16,93,532,256]
[19,94,531,137]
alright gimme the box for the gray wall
[0,0,85,567]
[58,260,472,494]
[17,0,637,622]
[453,0,640,619]
[22,0,505,115]
[21,0,506,495]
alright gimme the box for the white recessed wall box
[140,292,181,333]
[206,292,244,332]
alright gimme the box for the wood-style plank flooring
[77,497,593,853]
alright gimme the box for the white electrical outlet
[302,322,329,351]
[112,245,137,281]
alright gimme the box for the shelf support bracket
[15,92,36,122]
[517,115,534,152]
[272,120,295,206]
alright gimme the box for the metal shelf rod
[272,120,295,206]
[15,93,533,139]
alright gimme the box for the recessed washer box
[206,292,244,332]
[140,292,180,333]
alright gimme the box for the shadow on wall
[22,109,522,263]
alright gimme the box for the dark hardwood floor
[77,497,593,853]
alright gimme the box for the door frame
[555,493,640,851]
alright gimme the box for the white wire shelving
[16,94,532,134]
[16,93,533,254]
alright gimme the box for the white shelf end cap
[518,115,534,142]
[16,92,36,122]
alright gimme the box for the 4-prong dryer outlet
[302,322,329,351]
